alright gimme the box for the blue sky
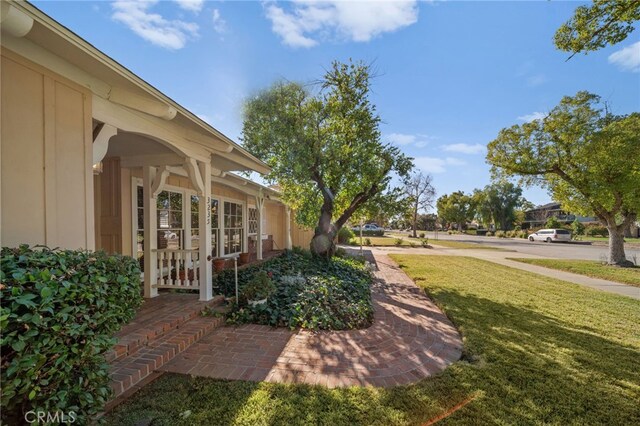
[34,0,640,207]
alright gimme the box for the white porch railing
[153,249,200,290]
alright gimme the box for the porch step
[106,295,225,363]
[109,315,225,399]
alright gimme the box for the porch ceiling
[106,132,175,158]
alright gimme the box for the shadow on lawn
[105,267,640,425]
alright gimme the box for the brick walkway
[161,253,462,388]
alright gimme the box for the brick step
[109,315,225,399]
[107,295,225,363]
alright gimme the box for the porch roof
[3,1,270,175]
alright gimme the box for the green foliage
[420,238,430,248]
[0,245,142,424]
[545,216,563,229]
[364,237,372,246]
[586,224,609,237]
[241,271,276,301]
[572,219,586,236]
[359,229,385,237]
[394,237,404,246]
[437,191,473,230]
[336,227,355,244]
[495,230,507,238]
[419,232,426,238]
[555,0,640,55]
[487,91,640,264]
[224,250,373,330]
[241,60,413,255]
[471,181,526,231]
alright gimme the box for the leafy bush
[224,249,373,330]
[545,216,563,229]
[364,238,372,246]
[420,238,430,248]
[585,224,608,237]
[241,271,275,301]
[486,231,495,237]
[337,227,355,244]
[394,237,404,246]
[1,245,142,424]
[359,229,384,237]
[572,220,586,237]
[495,230,506,238]
[419,232,426,238]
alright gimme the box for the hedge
[353,229,385,237]
[0,245,142,424]
[336,227,355,244]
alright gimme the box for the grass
[105,256,640,425]
[351,236,423,247]
[509,258,640,287]
[427,239,505,250]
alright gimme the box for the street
[399,231,640,262]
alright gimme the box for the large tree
[555,0,640,57]
[472,181,525,231]
[487,91,640,266]
[242,61,412,257]
[437,191,473,231]
[403,171,436,238]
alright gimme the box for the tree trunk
[310,201,336,257]
[606,224,632,267]
[412,206,418,238]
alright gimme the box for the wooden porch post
[198,161,213,301]
[143,166,158,298]
[285,206,293,250]
[255,190,264,260]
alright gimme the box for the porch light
[93,161,103,174]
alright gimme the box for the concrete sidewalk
[363,245,640,300]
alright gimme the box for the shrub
[419,232,426,238]
[337,227,355,244]
[364,238,372,246]
[545,216,563,229]
[420,238,430,248]
[486,231,494,237]
[409,242,417,248]
[394,237,404,246]
[0,245,142,424]
[360,229,384,237]
[241,271,275,301]
[225,250,373,330]
[571,220,585,236]
[585,224,608,237]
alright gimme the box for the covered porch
[92,96,293,302]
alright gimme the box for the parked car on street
[528,229,572,243]
[352,223,383,232]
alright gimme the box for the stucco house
[1,1,313,302]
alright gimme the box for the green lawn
[351,236,423,247]
[428,239,504,250]
[509,258,640,287]
[105,256,640,425]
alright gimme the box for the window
[157,190,183,250]
[224,201,243,255]
[190,195,200,249]
[136,186,144,270]
[211,198,219,258]
[248,207,258,235]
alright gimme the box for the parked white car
[528,229,572,243]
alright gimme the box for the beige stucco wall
[291,220,313,249]
[1,49,93,249]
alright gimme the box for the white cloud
[385,132,433,148]
[212,9,226,34]
[526,73,547,87]
[112,0,199,50]
[385,133,416,145]
[608,41,640,73]
[414,156,466,174]
[264,0,419,48]
[442,143,485,154]
[517,111,546,122]
[173,0,204,13]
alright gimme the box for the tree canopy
[403,171,436,237]
[486,91,640,265]
[554,0,640,56]
[472,181,526,231]
[241,60,412,256]
[437,191,473,231]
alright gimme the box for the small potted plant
[241,271,276,306]
[239,252,250,265]
[213,258,226,272]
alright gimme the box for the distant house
[522,202,597,229]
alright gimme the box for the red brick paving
[161,253,462,388]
